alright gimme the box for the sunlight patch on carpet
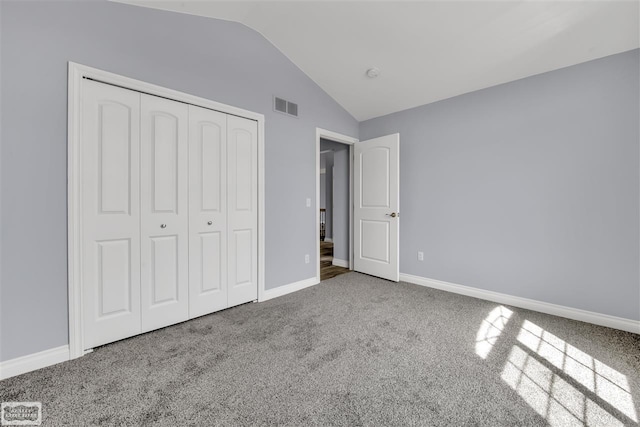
[501,320,637,426]
[475,305,513,359]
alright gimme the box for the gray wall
[0,0,357,361]
[320,152,334,239]
[320,143,335,240]
[360,49,640,321]
[320,139,350,261]
[332,149,350,262]
[325,155,333,239]
[320,153,327,214]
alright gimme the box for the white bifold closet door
[226,115,258,307]
[188,105,228,317]
[189,109,258,313]
[81,78,258,350]
[82,80,142,349]
[140,94,190,332]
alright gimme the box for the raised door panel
[150,236,179,304]
[227,116,258,307]
[81,80,141,349]
[97,239,133,316]
[151,114,179,213]
[140,94,189,331]
[98,104,132,214]
[361,147,390,208]
[200,122,223,212]
[353,134,399,282]
[233,130,253,212]
[232,229,253,285]
[200,232,222,292]
[360,220,390,263]
[188,105,228,317]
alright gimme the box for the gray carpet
[1,273,639,426]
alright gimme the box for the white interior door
[227,115,258,306]
[140,94,189,332]
[353,133,400,282]
[188,105,228,318]
[82,80,142,349]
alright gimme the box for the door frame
[315,128,359,282]
[68,62,266,359]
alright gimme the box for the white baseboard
[260,277,319,302]
[399,273,640,334]
[332,258,349,268]
[0,345,70,381]
[323,238,333,243]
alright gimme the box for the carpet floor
[1,273,639,426]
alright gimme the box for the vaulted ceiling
[116,1,639,121]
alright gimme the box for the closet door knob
[160,224,167,229]
[207,221,213,225]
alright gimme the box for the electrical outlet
[305,254,310,264]
[417,251,424,261]
[306,198,311,207]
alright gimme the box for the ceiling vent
[274,96,298,118]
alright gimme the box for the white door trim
[68,62,266,359]
[315,128,358,283]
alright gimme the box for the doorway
[320,146,348,280]
[315,129,358,282]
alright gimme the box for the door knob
[386,212,398,218]
[207,221,213,225]
[160,224,167,228]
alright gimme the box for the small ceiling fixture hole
[366,67,380,78]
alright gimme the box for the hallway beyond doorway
[320,241,350,281]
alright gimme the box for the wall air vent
[274,96,298,118]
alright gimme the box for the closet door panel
[188,105,228,317]
[149,235,179,303]
[200,232,222,293]
[227,115,258,307]
[96,239,132,316]
[81,80,142,349]
[140,94,189,332]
